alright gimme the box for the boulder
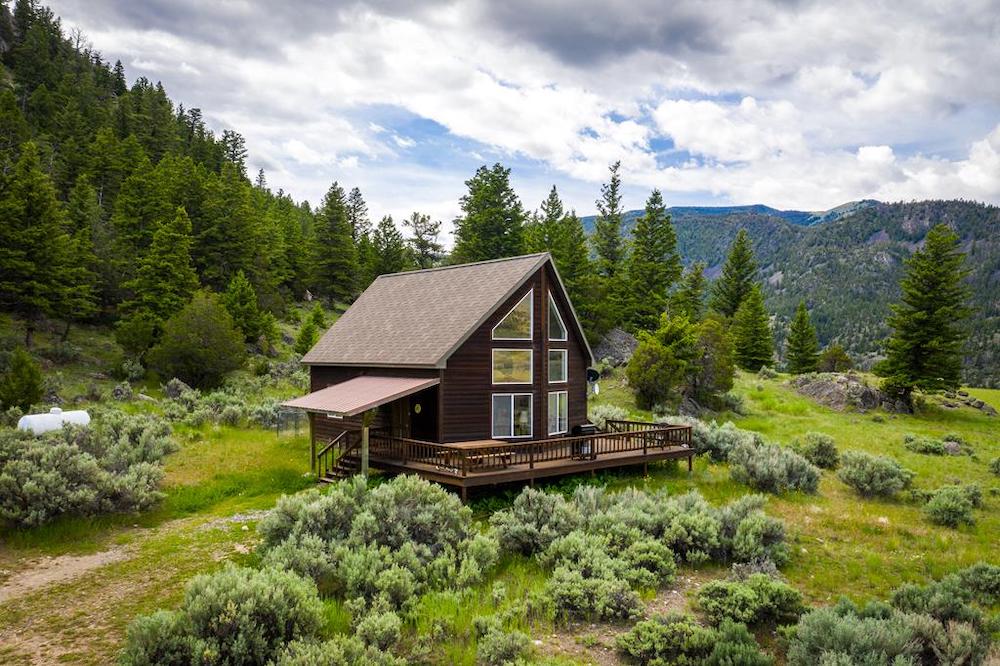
[789,373,908,412]
[593,328,639,367]
[943,440,963,456]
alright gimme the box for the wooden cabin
[284,253,692,498]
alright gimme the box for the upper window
[492,349,533,384]
[493,290,533,340]
[547,292,567,341]
[548,349,567,383]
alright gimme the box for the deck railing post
[529,441,534,469]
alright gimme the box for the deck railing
[315,430,361,478]
[368,421,691,477]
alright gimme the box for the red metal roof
[281,375,439,416]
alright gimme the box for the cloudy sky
[50,0,1000,229]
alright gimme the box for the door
[409,387,438,442]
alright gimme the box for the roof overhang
[281,375,440,416]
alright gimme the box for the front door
[409,387,438,442]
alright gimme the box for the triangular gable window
[492,290,533,340]
[548,292,567,341]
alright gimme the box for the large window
[548,349,567,383]
[493,394,532,438]
[548,292,567,341]
[548,391,568,435]
[492,349,532,384]
[493,290,533,340]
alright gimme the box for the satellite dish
[586,368,600,382]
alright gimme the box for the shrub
[147,291,247,389]
[615,613,768,665]
[757,366,778,380]
[588,403,628,431]
[219,404,244,426]
[728,441,820,494]
[476,625,530,666]
[355,611,401,651]
[904,434,946,455]
[696,574,803,626]
[0,347,43,411]
[119,357,146,382]
[545,564,643,622]
[663,418,761,463]
[791,432,839,469]
[490,486,580,555]
[924,485,977,527]
[120,566,324,666]
[0,411,175,526]
[273,637,405,665]
[988,457,1000,475]
[295,320,320,355]
[955,562,1000,606]
[837,452,914,497]
[626,335,687,410]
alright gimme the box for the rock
[593,328,638,367]
[163,378,192,399]
[972,399,985,409]
[943,441,963,456]
[789,372,910,413]
[111,382,133,401]
[945,391,956,399]
[982,404,997,416]
[958,390,969,397]
[282,332,295,345]
[137,393,156,402]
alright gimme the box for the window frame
[491,348,534,385]
[548,349,568,384]
[492,393,533,439]
[547,292,568,342]
[492,289,534,341]
[547,390,568,435]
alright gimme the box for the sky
[49,0,1000,234]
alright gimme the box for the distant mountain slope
[585,200,1000,386]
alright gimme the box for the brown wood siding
[441,262,590,443]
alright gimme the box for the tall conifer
[625,189,681,332]
[732,285,773,371]
[710,229,758,317]
[371,215,410,277]
[670,262,708,322]
[786,300,820,374]
[592,161,625,278]
[452,163,526,263]
[313,181,358,302]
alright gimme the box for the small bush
[988,457,1000,475]
[837,451,915,497]
[904,434,946,455]
[490,487,580,555]
[757,366,778,380]
[924,485,978,527]
[219,404,244,426]
[696,574,803,626]
[0,347,44,411]
[476,625,530,666]
[663,418,761,463]
[615,613,771,665]
[355,610,401,651]
[120,566,324,666]
[728,441,820,494]
[273,637,404,665]
[588,403,628,431]
[791,432,839,469]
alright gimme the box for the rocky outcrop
[593,328,638,368]
[789,373,909,413]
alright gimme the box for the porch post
[361,425,370,478]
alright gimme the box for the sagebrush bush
[273,637,405,665]
[355,610,402,651]
[490,486,580,555]
[904,433,946,455]
[837,451,915,497]
[988,457,1000,475]
[697,574,804,626]
[120,566,324,666]
[923,484,981,528]
[615,613,772,665]
[0,411,175,526]
[588,403,628,430]
[475,625,530,665]
[791,432,839,469]
[258,475,497,612]
[728,441,820,494]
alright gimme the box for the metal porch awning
[281,375,439,417]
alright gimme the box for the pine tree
[452,163,526,263]
[59,175,100,332]
[294,319,319,355]
[313,181,358,302]
[120,207,199,326]
[732,285,773,371]
[592,161,625,278]
[223,270,270,343]
[818,344,853,372]
[403,212,443,269]
[624,189,681,332]
[0,89,29,168]
[346,187,370,242]
[0,347,44,410]
[0,142,77,346]
[221,130,248,178]
[875,223,971,399]
[785,300,820,374]
[525,185,568,255]
[371,215,410,277]
[197,162,260,289]
[709,229,758,317]
[670,262,708,321]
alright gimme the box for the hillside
[588,200,1000,387]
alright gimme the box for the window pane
[548,391,568,434]
[548,293,567,340]
[492,395,512,437]
[493,291,532,339]
[513,394,532,437]
[558,392,568,433]
[548,350,567,383]
[493,350,532,383]
[548,392,558,434]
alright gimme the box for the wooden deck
[352,420,694,499]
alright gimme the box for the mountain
[591,200,998,386]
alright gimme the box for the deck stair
[315,431,361,482]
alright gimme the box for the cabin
[284,253,692,499]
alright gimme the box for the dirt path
[0,547,132,604]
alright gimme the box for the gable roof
[301,253,594,368]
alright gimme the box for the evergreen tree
[313,181,358,302]
[785,300,820,374]
[120,207,199,327]
[691,313,735,403]
[624,189,681,332]
[525,185,568,255]
[732,285,773,371]
[254,168,267,190]
[223,270,271,343]
[0,347,44,411]
[670,262,708,321]
[371,215,410,277]
[197,162,260,289]
[0,142,76,346]
[710,229,758,317]
[59,175,100,331]
[818,344,853,373]
[220,130,247,178]
[0,89,29,169]
[346,186,370,242]
[403,212,443,269]
[452,163,526,263]
[294,319,319,355]
[875,224,971,399]
[592,161,625,278]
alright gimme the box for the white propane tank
[16,407,91,434]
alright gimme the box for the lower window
[492,393,532,438]
[548,390,568,435]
